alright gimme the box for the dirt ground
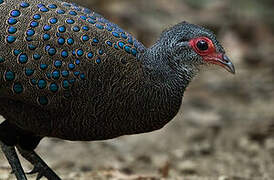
[1,0,274,179]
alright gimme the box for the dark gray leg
[0,141,28,180]
[17,146,61,180]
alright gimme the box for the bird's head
[155,21,235,74]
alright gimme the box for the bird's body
[0,0,235,179]
[0,0,183,141]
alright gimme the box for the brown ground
[1,0,274,179]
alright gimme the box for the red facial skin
[189,37,226,69]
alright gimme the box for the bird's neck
[126,45,196,131]
[140,44,196,94]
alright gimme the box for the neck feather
[140,44,196,94]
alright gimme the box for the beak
[204,53,235,74]
[219,54,235,74]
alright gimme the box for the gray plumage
[0,0,234,179]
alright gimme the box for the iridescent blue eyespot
[80,73,85,80]
[31,79,37,85]
[112,32,120,38]
[49,83,58,92]
[63,3,71,7]
[114,44,119,50]
[37,4,45,8]
[73,26,80,32]
[43,25,51,31]
[106,26,112,32]
[0,0,3,4]
[57,9,65,14]
[96,58,101,64]
[30,21,39,27]
[82,26,89,31]
[128,38,133,45]
[80,15,87,20]
[88,16,96,20]
[76,49,84,56]
[0,57,5,63]
[83,8,91,14]
[49,18,58,24]
[69,79,75,84]
[13,83,23,94]
[72,50,76,56]
[38,79,47,89]
[82,35,89,41]
[25,37,32,42]
[95,24,104,30]
[33,54,41,60]
[87,52,93,59]
[10,10,21,17]
[8,18,17,25]
[18,54,28,63]
[38,96,48,105]
[69,11,77,16]
[26,29,35,36]
[131,49,137,56]
[40,7,49,12]
[118,42,125,49]
[40,64,48,70]
[58,37,65,45]
[62,80,69,89]
[88,19,96,24]
[67,38,74,45]
[20,2,30,8]
[124,46,131,53]
[74,7,82,12]
[54,60,62,68]
[66,19,75,24]
[8,26,17,34]
[61,70,69,77]
[74,71,80,76]
[106,41,113,47]
[25,68,34,76]
[68,63,75,70]
[58,26,66,33]
[43,33,50,40]
[46,73,51,79]
[33,14,41,20]
[92,38,99,43]
[52,70,60,79]
[13,49,21,56]
[98,49,103,55]
[61,50,68,58]
[121,33,127,39]
[48,47,56,56]
[45,45,51,51]
[5,71,15,81]
[75,59,80,65]
[48,4,57,9]
[28,44,36,50]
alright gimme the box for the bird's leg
[17,146,61,180]
[0,141,28,180]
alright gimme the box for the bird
[0,0,235,179]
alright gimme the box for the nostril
[223,54,230,63]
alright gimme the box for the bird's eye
[196,40,208,51]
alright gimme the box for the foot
[0,141,28,180]
[17,146,61,180]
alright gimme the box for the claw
[27,165,47,180]
[36,172,43,180]
[17,147,61,180]
[27,166,40,174]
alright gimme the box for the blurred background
[0,0,274,179]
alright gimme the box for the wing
[0,0,145,108]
